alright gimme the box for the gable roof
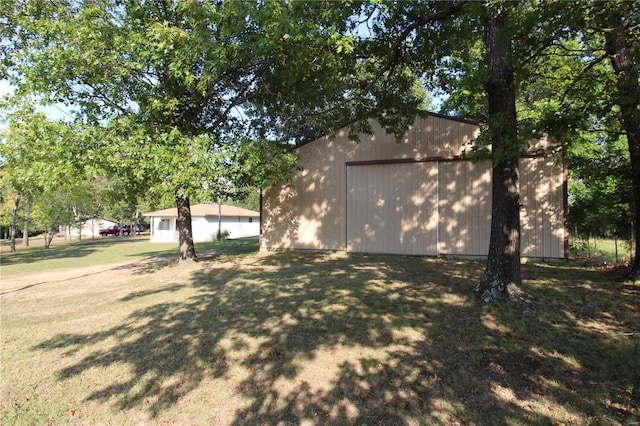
[293,111,482,150]
[144,203,259,218]
[293,112,553,155]
[81,216,117,223]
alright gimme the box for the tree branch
[388,2,467,68]
[559,51,609,104]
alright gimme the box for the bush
[570,236,633,264]
[215,229,230,241]
[569,238,591,258]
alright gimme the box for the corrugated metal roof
[144,203,259,218]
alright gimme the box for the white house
[144,203,260,243]
[60,217,117,239]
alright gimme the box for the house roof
[144,203,259,218]
[83,217,117,223]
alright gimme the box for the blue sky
[1,79,73,123]
[0,79,12,98]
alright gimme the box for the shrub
[215,229,230,241]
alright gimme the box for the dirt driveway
[1,256,173,297]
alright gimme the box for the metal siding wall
[438,161,492,256]
[520,157,565,258]
[262,115,565,258]
[261,137,347,250]
[346,116,479,163]
[347,163,438,255]
[263,116,453,252]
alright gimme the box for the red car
[99,225,131,236]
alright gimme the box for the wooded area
[1,0,639,300]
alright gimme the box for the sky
[1,79,73,124]
[0,79,13,100]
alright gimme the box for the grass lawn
[570,236,635,265]
[0,235,255,277]
[1,238,638,425]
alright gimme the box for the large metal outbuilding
[260,113,567,259]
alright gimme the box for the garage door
[346,162,439,255]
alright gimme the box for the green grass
[570,236,634,264]
[1,240,639,425]
[0,235,256,277]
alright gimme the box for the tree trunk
[474,4,526,302]
[135,209,140,236]
[44,210,63,249]
[10,192,21,253]
[218,198,222,239]
[602,10,640,282]
[176,195,197,261]
[22,197,30,247]
[632,220,636,268]
[44,230,55,248]
[71,205,79,241]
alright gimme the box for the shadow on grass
[33,252,639,424]
[121,238,259,260]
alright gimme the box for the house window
[159,219,170,230]
[249,217,253,223]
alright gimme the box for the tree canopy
[0,102,94,248]
[3,0,366,260]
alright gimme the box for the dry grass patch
[1,244,638,425]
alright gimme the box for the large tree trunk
[602,10,640,282]
[474,4,526,302]
[176,195,197,261]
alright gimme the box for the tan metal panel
[438,161,492,256]
[347,163,438,255]
[261,137,347,250]
[343,115,480,163]
[520,156,565,258]
[261,115,565,259]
